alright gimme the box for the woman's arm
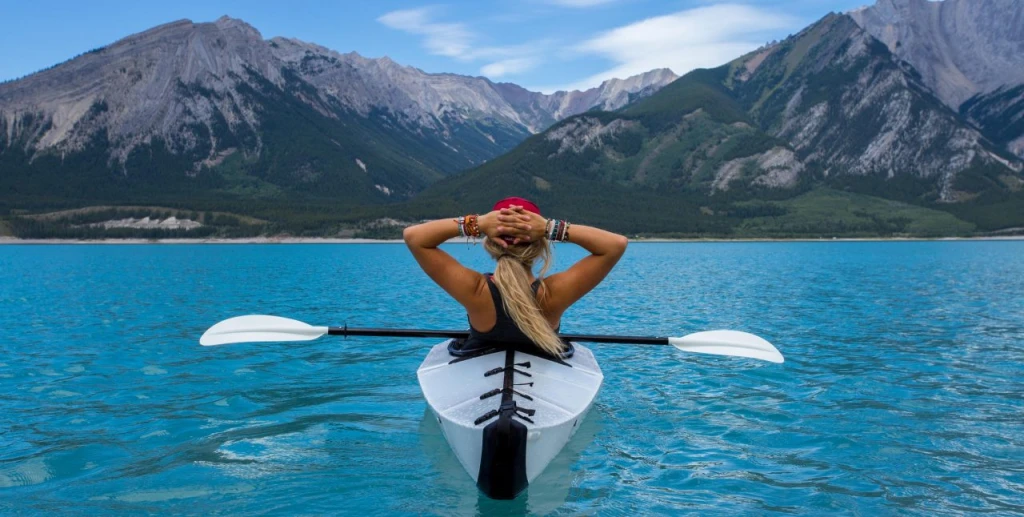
[403,212,506,306]
[545,222,628,310]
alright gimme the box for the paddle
[200,315,784,363]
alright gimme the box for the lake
[1,241,1022,514]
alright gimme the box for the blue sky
[0,0,871,92]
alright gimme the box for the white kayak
[417,340,603,499]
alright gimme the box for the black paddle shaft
[326,326,669,345]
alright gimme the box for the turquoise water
[1,241,1022,515]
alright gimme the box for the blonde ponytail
[484,238,563,356]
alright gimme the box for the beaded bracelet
[464,214,481,238]
[544,219,571,242]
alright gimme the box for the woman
[403,197,627,356]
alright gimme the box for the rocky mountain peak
[723,11,1021,201]
[214,15,256,30]
[598,68,676,91]
[849,0,1024,108]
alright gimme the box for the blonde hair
[483,238,564,356]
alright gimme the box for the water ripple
[1,242,1022,514]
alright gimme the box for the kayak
[416,340,603,499]
[199,316,780,498]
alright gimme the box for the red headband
[492,196,541,215]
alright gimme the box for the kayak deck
[418,342,601,428]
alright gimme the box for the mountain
[728,13,1019,202]
[848,0,1024,158]
[412,12,1024,235]
[848,0,1024,109]
[0,16,675,206]
[492,69,677,131]
[6,7,1024,239]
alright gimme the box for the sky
[0,0,871,93]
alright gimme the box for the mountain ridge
[4,5,1024,238]
[409,11,1023,235]
[0,15,676,203]
[848,0,1024,108]
[849,0,1024,159]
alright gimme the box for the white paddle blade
[199,315,329,346]
[669,330,784,363]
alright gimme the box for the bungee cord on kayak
[474,354,537,426]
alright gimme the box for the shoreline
[2,235,1023,245]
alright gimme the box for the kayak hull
[416,340,603,499]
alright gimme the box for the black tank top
[462,275,543,350]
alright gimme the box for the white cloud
[378,8,548,77]
[481,58,539,78]
[546,0,619,7]
[377,7,474,59]
[539,4,798,92]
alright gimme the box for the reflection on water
[418,407,603,516]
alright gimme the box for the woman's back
[460,275,544,351]
[403,197,627,356]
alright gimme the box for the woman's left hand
[478,211,513,248]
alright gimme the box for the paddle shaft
[327,326,668,345]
